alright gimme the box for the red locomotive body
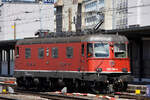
[14,34,132,92]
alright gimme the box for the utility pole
[14,22,16,40]
[68,8,72,32]
[39,1,43,30]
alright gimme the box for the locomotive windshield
[114,44,127,58]
[94,43,109,58]
[87,43,109,58]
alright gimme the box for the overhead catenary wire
[0,2,150,26]
[1,2,150,18]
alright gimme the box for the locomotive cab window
[66,47,73,58]
[25,48,31,59]
[94,43,109,58]
[38,48,44,58]
[114,44,127,58]
[87,43,93,57]
[52,47,58,58]
[87,43,109,58]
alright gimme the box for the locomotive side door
[80,43,87,71]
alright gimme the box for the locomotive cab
[83,36,132,92]
[86,42,130,74]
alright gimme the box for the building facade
[0,2,54,40]
[55,0,83,32]
[112,0,128,29]
[55,0,113,32]
[112,0,150,29]
[82,0,113,30]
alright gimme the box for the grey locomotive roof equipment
[17,34,128,45]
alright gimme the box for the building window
[99,0,104,3]
[38,48,44,58]
[85,1,97,9]
[25,48,31,59]
[52,47,58,58]
[66,47,73,58]
[86,16,97,23]
[99,0,104,7]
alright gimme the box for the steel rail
[0,96,18,100]
[15,90,92,100]
[108,93,150,100]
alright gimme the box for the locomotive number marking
[107,68,118,71]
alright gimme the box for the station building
[0,0,54,40]
[0,0,55,75]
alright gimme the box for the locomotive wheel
[122,82,128,91]
[23,77,34,90]
[16,77,24,87]
[91,87,100,94]
[107,84,114,93]
[75,80,80,91]
[90,82,101,94]
[113,80,128,92]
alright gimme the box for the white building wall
[128,0,140,26]
[128,0,150,27]
[62,0,78,32]
[0,3,54,40]
[104,0,112,30]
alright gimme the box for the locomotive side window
[114,44,127,58]
[16,47,19,56]
[94,43,109,58]
[66,47,73,58]
[81,44,84,56]
[38,48,44,58]
[25,48,31,59]
[87,43,93,57]
[46,48,49,56]
[52,47,58,58]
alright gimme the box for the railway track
[1,88,150,100]
[15,90,93,100]
[109,92,150,100]
[15,90,150,100]
[0,96,17,100]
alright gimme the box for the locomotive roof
[17,34,128,45]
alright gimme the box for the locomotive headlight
[96,68,102,72]
[122,68,127,73]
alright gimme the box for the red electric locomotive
[14,34,132,93]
